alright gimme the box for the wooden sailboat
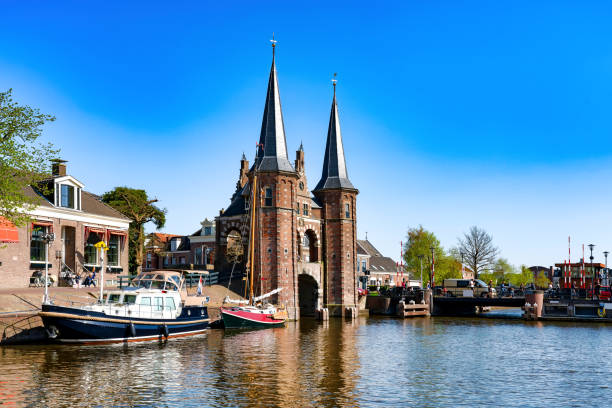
[220,172,287,329]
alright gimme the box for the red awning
[107,229,128,236]
[0,217,18,243]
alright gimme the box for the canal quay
[1,316,611,407]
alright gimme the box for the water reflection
[1,317,612,407]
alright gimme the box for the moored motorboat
[39,270,209,344]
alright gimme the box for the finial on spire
[332,72,337,96]
[241,152,247,161]
[270,32,277,59]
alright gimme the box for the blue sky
[2,1,612,269]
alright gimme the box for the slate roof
[356,239,383,257]
[369,256,399,273]
[252,54,295,173]
[24,185,131,221]
[313,89,356,192]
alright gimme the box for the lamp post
[43,232,55,304]
[588,244,595,300]
[460,251,465,278]
[604,251,609,286]
[417,254,424,288]
[430,246,435,290]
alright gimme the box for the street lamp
[43,232,55,304]
[460,251,465,278]
[588,244,595,299]
[604,251,610,286]
[430,246,435,290]
[417,254,424,289]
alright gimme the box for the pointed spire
[241,152,247,161]
[314,76,356,192]
[299,141,304,151]
[254,34,294,173]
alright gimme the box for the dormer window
[61,185,74,208]
[204,226,212,236]
[53,177,83,210]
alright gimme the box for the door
[62,226,76,273]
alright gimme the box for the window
[163,256,169,266]
[361,260,367,273]
[179,256,185,264]
[264,187,273,207]
[296,202,300,214]
[108,235,120,266]
[139,297,151,306]
[85,232,101,265]
[154,297,163,311]
[124,295,137,304]
[345,203,350,218]
[303,203,309,216]
[195,247,203,264]
[108,294,121,303]
[60,184,75,208]
[204,226,212,236]
[165,297,176,310]
[30,225,49,262]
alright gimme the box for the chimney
[51,159,67,177]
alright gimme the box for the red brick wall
[315,190,358,316]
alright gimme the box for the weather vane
[332,72,338,86]
[270,33,277,48]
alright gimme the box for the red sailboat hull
[221,307,286,329]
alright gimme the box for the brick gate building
[215,46,358,319]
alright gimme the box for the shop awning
[0,217,18,243]
[107,229,128,236]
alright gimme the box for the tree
[535,271,551,289]
[507,265,534,287]
[0,89,58,226]
[493,258,515,284]
[403,225,461,286]
[457,226,499,279]
[101,187,166,274]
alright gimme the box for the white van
[443,279,496,298]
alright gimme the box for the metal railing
[1,315,42,341]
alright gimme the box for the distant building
[552,262,606,287]
[356,239,400,286]
[0,160,130,288]
[144,219,216,271]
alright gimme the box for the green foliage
[492,258,515,284]
[506,265,534,287]
[535,271,551,289]
[403,225,461,286]
[101,187,166,274]
[0,89,57,226]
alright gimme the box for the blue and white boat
[39,270,209,344]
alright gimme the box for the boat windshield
[130,271,182,291]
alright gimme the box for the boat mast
[248,173,257,305]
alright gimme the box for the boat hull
[39,304,209,345]
[221,308,285,329]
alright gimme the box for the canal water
[1,316,611,407]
